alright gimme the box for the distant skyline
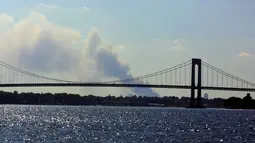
[0,1,255,98]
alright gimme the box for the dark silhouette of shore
[0,91,254,109]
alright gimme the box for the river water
[0,105,254,143]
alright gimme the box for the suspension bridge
[0,58,254,108]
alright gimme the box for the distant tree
[242,93,253,109]
[13,90,18,95]
[0,90,252,109]
[224,97,242,109]
[243,93,252,100]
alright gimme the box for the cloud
[18,31,81,73]
[27,3,60,12]
[238,52,253,57]
[0,12,159,97]
[0,12,88,83]
[84,6,90,12]
[26,3,90,16]
[23,3,91,29]
[0,13,14,26]
[108,45,125,54]
[150,39,187,52]
[168,39,187,51]
[38,3,59,9]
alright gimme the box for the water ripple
[0,105,254,142]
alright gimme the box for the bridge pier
[189,58,203,108]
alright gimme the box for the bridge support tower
[189,58,204,108]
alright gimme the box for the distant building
[204,93,209,99]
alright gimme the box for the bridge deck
[0,83,255,92]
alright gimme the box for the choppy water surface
[0,105,254,143]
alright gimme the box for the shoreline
[0,90,254,109]
[1,104,254,110]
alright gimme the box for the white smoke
[0,12,159,97]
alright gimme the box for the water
[0,106,255,143]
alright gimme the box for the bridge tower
[190,58,202,108]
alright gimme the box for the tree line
[0,91,254,109]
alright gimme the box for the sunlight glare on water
[0,105,254,142]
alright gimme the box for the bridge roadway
[0,83,255,92]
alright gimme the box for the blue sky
[0,0,255,98]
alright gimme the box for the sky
[0,0,255,98]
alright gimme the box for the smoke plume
[0,12,159,96]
